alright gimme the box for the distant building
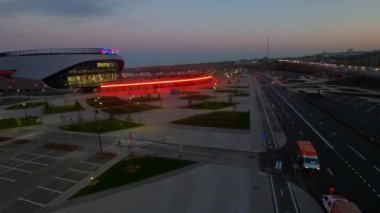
[0,48,124,92]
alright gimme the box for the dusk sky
[1,0,380,67]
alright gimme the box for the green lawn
[179,91,201,95]
[200,87,213,90]
[70,156,194,199]
[59,119,142,133]
[171,111,250,129]
[0,97,30,106]
[131,96,162,102]
[87,96,128,108]
[179,95,212,100]
[227,85,249,89]
[233,92,249,97]
[6,101,45,110]
[43,104,84,114]
[214,89,241,94]
[0,117,42,129]
[183,101,235,110]
[102,103,160,115]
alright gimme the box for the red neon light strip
[101,75,213,88]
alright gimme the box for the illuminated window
[97,62,114,68]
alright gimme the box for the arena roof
[0,48,120,57]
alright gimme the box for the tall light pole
[213,83,217,109]
[95,109,103,153]
[136,102,141,124]
[22,102,27,117]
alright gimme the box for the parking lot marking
[374,166,380,173]
[345,98,355,105]
[38,186,63,194]
[55,176,79,183]
[26,152,61,160]
[11,158,47,166]
[69,168,91,174]
[365,105,377,114]
[347,144,367,161]
[0,164,32,173]
[354,102,364,108]
[0,176,15,182]
[332,132,337,136]
[81,161,102,166]
[326,167,334,176]
[18,197,45,207]
[17,130,45,140]
[299,131,303,136]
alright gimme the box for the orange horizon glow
[100,75,213,88]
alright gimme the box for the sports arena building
[0,48,124,92]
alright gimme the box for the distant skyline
[1,0,380,67]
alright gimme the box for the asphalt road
[250,74,300,213]
[259,73,380,213]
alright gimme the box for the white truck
[321,195,361,213]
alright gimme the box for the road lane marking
[11,158,47,166]
[332,132,337,136]
[38,186,63,194]
[374,166,380,173]
[280,189,283,197]
[365,105,377,114]
[345,99,355,105]
[81,161,102,166]
[287,182,300,213]
[285,112,290,118]
[0,176,15,182]
[26,152,60,160]
[0,148,10,151]
[255,80,278,149]
[270,87,334,149]
[269,175,279,213]
[326,167,334,176]
[17,130,45,140]
[354,102,364,108]
[0,164,32,173]
[69,168,91,174]
[299,131,303,136]
[347,144,367,160]
[18,197,45,207]
[55,176,79,183]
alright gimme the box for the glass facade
[43,60,123,89]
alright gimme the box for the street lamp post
[22,102,27,117]
[95,109,103,153]
[136,102,141,124]
[213,83,217,109]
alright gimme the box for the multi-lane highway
[257,72,380,213]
